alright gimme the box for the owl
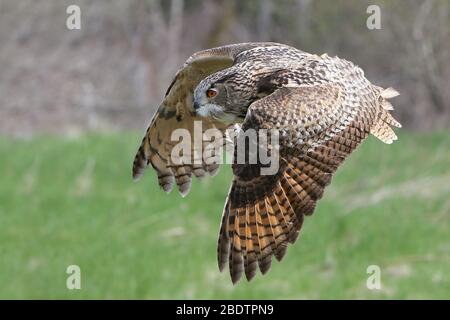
[132,42,401,284]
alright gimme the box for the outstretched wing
[218,83,400,283]
[132,43,275,196]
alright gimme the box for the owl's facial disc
[193,85,238,124]
[206,88,218,98]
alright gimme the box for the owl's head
[193,71,249,124]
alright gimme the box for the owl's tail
[370,87,402,144]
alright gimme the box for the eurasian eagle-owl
[132,42,401,284]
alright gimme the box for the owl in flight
[132,42,401,284]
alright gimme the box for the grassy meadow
[0,131,449,299]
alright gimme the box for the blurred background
[0,0,449,299]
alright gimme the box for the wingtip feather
[178,181,192,197]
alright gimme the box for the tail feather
[371,118,398,144]
[371,87,402,144]
[380,87,400,99]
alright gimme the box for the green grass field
[0,131,449,299]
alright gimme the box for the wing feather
[132,43,276,195]
[218,83,401,283]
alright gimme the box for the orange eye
[206,88,218,98]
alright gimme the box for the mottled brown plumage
[132,42,401,284]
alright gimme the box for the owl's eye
[206,88,218,98]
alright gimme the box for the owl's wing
[218,84,400,283]
[132,43,276,196]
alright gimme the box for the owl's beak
[193,100,200,110]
